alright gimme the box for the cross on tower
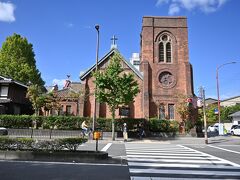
[110,35,118,49]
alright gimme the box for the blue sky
[0,0,240,99]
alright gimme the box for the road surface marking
[129,168,240,176]
[208,145,240,155]
[178,145,240,167]
[101,143,112,152]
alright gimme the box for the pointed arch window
[159,42,164,62]
[158,34,172,63]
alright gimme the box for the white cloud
[169,3,180,15]
[0,1,15,22]
[52,79,66,88]
[156,0,228,15]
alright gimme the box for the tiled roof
[55,83,84,99]
[229,111,240,117]
[0,75,28,88]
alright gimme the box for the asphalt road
[0,161,130,180]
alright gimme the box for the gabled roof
[0,75,28,88]
[80,48,143,80]
[221,96,240,102]
[55,82,84,99]
[229,111,240,117]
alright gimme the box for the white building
[129,53,140,71]
[220,96,240,107]
[229,111,240,125]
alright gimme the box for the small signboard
[214,108,219,115]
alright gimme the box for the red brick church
[80,16,195,122]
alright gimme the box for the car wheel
[231,131,234,136]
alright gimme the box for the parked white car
[231,126,240,136]
[207,123,219,132]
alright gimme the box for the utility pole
[92,24,100,132]
[199,86,208,144]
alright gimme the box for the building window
[0,86,8,99]
[119,107,130,117]
[159,105,165,119]
[166,42,171,63]
[168,104,175,119]
[133,60,140,65]
[66,105,71,115]
[159,42,164,62]
[158,34,172,63]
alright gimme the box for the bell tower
[141,16,194,120]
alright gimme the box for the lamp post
[92,24,100,132]
[216,61,236,134]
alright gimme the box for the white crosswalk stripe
[125,143,240,180]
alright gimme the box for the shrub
[0,137,34,150]
[0,115,32,128]
[96,118,112,131]
[149,118,179,133]
[115,118,146,132]
[0,137,87,151]
[56,138,88,151]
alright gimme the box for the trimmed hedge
[0,115,179,133]
[0,115,32,128]
[0,115,91,130]
[149,118,179,133]
[0,137,87,152]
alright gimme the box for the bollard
[93,131,101,151]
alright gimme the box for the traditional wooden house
[0,75,32,114]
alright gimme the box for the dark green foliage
[221,104,240,123]
[0,115,91,130]
[115,118,146,131]
[96,118,112,131]
[0,115,32,128]
[0,115,179,133]
[0,33,44,87]
[0,137,34,150]
[149,118,179,133]
[0,137,86,151]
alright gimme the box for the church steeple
[110,35,118,49]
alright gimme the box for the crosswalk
[125,143,240,180]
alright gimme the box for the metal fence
[7,129,82,139]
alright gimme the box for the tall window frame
[158,34,172,63]
[168,104,175,120]
[159,104,165,120]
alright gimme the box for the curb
[0,150,108,162]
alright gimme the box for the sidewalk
[95,135,240,145]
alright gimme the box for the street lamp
[92,24,100,132]
[216,61,236,134]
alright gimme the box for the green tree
[205,104,218,125]
[93,53,139,140]
[44,91,61,116]
[176,94,195,133]
[26,84,45,116]
[0,33,44,87]
[221,104,240,122]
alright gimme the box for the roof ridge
[80,48,143,80]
